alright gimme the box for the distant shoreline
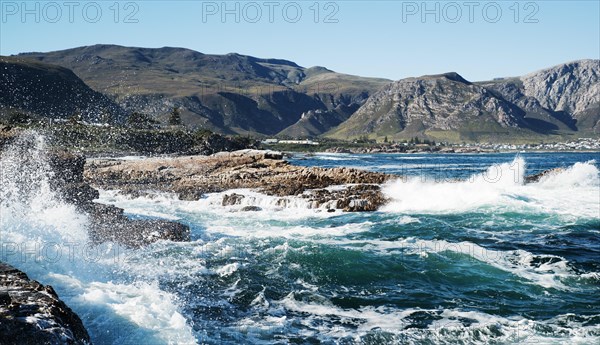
[276,148,600,155]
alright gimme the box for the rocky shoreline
[37,148,191,248]
[84,148,566,212]
[85,149,395,212]
[1,129,191,344]
[1,127,571,344]
[0,263,91,345]
[324,145,491,154]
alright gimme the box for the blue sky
[1,0,598,81]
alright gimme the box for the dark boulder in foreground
[0,263,91,345]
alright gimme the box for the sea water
[1,134,599,344]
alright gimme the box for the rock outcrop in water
[85,148,560,212]
[47,150,191,247]
[88,203,190,247]
[0,263,91,345]
[85,149,393,212]
[523,167,566,183]
[1,128,191,247]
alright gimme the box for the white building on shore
[261,139,320,146]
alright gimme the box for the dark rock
[301,184,387,212]
[240,206,262,212]
[212,149,283,161]
[47,151,86,184]
[0,125,22,150]
[0,262,91,345]
[263,151,284,160]
[525,167,565,183]
[262,182,307,196]
[43,151,101,209]
[176,187,206,201]
[222,193,245,206]
[87,203,190,247]
[42,151,192,247]
[61,183,100,207]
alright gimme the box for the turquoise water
[1,137,599,344]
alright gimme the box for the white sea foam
[313,155,353,161]
[381,157,600,218]
[0,132,197,345]
[215,262,242,277]
[377,163,469,170]
[203,221,371,239]
[64,277,196,345]
[98,188,345,225]
[313,152,367,158]
[261,295,600,344]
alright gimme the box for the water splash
[0,130,89,245]
[0,131,197,345]
[381,157,600,217]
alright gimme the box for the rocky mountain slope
[18,45,389,136]
[0,57,125,123]
[5,45,597,141]
[328,73,528,141]
[328,60,599,141]
[481,59,599,133]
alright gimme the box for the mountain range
[330,60,599,141]
[15,45,388,136]
[1,45,598,142]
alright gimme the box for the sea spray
[0,131,197,345]
[536,160,599,188]
[0,130,89,251]
[94,155,599,343]
[381,156,600,217]
[6,142,598,344]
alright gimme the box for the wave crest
[381,157,599,217]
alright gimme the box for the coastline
[1,127,598,344]
[1,130,192,343]
[84,149,393,212]
[0,263,91,345]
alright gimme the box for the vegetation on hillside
[0,113,256,155]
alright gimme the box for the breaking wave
[381,157,600,218]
